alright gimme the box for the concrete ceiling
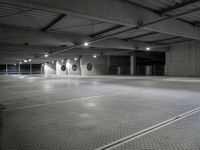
[0,0,199,63]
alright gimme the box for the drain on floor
[96,106,200,150]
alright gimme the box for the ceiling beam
[0,25,75,46]
[90,25,124,37]
[0,25,161,51]
[151,36,181,43]
[166,39,195,45]
[158,0,200,15]
[141,6,200,38]
[41,14,66,32]
[0,45,119,54]
[124,31,158,41]
[0,0,199,58]
[122,0,195,26]
[43,5,200,57]
[121,0,199,36]
[1,0,200,40]
[0,44,62,53]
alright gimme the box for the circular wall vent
[61,65,66,71]
[87,63,93,71]
[72,64,78,71]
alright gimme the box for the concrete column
[108,56,110,74]
[65,60,68,76]
[41,64,43,74]
[18,64,20,74]
[80,56,83,76]
[146,65,152,76]
[117,66,121,75]
[6,64,8,74]
[165,51,170,76]
[30,64,32,75]
[130,55,136,76]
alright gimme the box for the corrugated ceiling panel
[51,16,116,35]
[0,3,28,17]
[0,3,60,29]
[136,33,174,42]
[167,2,200,17]
[113,29,151,39]
[158,37,190,44]
[98,26,131,37]
[126,0,176,10]
[127,0,200,23]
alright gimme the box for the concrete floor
[0,75,200,150]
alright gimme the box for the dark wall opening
[0,65,6,74]
[32,64,41,74]
[20,64,30,74]
[7,64,18,74]
[0,64,43,75]
[110,56,130,75]
[135,51,165,76]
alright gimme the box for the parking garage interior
[1,0,200,150]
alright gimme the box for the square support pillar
[108,56,110,74]
[6,64,8,74]
[41,64,44,74]
[80,56,83,76]
[30,64,32,75]
[130,55,136,76]
[18,64,20,74]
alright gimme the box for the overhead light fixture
[67,59,70,62]
[14,63,16,66]
[45,54,48,57]
[52,61,55,64]
[61,59,64,63]
[93,54,97,58]
[19,62,22,64]
[28,59,32,62]
[74,57,78,61]
[24,59,28,63]
[146,47,151,51]
[83,42,89,47]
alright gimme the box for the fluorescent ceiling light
[84,42,89,47]
[146,47,151,51]
[93,54,97,58]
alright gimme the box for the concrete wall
[80,55,109,76]
[56,59,81,75]
[166,41,200,77]
[56,61,67,75]
[67,59,81,75]
[44,63,56,74]
[43,56,109,76]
